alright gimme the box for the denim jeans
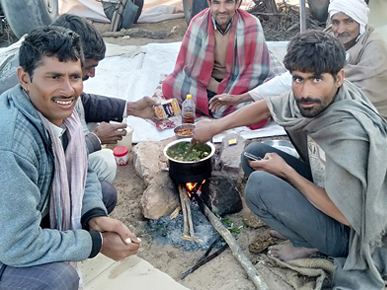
[101,180,117,214]
[0,262,79,290]
[242,142,350,257]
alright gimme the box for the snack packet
[155,99,181,119]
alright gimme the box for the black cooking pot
[163,138,215,183]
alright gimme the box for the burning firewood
[178,184,202,242]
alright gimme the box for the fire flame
[185,179,206,198]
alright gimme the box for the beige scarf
[37,109,87,232]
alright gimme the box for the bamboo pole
[299,0,307,33]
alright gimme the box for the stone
[133,138,174,186]
[201,175,243,216]
[141,170,180,220]
[219,133,246,183]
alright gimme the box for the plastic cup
[116,124,133,152]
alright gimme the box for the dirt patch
[93,18,188,46]
[249,231,278,254]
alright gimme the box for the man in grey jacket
[0,26,140,290]
[0,14,162,214]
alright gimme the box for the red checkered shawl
[162,8,272,118]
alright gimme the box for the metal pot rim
[163,138,215,164]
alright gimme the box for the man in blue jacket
[0,26,140,290]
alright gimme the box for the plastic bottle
[181,94,195,124]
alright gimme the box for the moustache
[295,97,321,104]
[336,32,351,38]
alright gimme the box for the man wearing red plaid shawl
[162,0,274,122]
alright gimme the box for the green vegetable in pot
[167,141,211,162]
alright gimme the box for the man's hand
[127,96,163,123]
[209,93,253,113]
[209,94,241,113]
[89,216,141,261]
[100,232,140,261]
[248,152,292,180]
[192,119,218,143]
[93,122,127,145]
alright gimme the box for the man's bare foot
[267,241,318,261]
[269,230,288,240]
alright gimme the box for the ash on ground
[144,203,223,251]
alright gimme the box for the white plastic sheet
[137,5,184,23]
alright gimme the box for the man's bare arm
[193,99,271,143]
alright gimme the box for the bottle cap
[187,94,192,99]
[113,146,128,157]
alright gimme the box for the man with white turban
[209,0,387,119]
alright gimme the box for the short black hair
[19,26,84,80]
[51,13,106,61]
[283,30,346,77]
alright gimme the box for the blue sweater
[0,85,106,272]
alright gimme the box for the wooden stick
[184,190,195,238]
[198,198,269,290]
[181,243,229,279]
[181,186,202,242]
[170,205,181,220]
[178,184,189,238]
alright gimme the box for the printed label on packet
[228,139,237,146]
[155,99,181,119]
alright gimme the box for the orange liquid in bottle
[182,113,195,124]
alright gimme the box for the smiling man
[211,0,387,120]
[0,14,162,215]
[162,0,277,121]
[192,30,387,289]
[0,27,140,290]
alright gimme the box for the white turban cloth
[328,0,370,36]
